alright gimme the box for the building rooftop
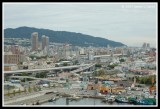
[4,64,17,66]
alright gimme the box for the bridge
[70,63,95,74]
[4,64,93,74]
[6,63,96,82]
[94,54,127,58]
[9,76,57,82]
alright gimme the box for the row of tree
[136,75,156,85]
[93,69,106,77]
[20,72,48,78]
[133,75,156,85]
[6,86,39,97]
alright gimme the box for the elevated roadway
[4,64,92,74]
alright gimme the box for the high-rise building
[46,36,49,52]
[142,42,147,48]
[42,35,49,54]
[42,35,46,50]
[88,50,94,61]
[147,43,150,48]
[31,32,38,51]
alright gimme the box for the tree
[29,55,35,60]
[19,61,23,65]
[39,72,47,78]
[119,59,125,63]
[4,75,9,81]
[99,69,105,76]
[74,60,79,65]
[33,85,37,91]
[97,69,106,76]
[92,71,97,77]
[48,82,51,88]
[7,86,10,96]
[55,64,59,67]
[38,86,41,91]
[63,62,68,66]
[24,87,27,93]
[21,72,29,76]
[28,86,32,93]
[95,64,102,68]
[35,73,40,78]
[46,62,51,64]
[108,64,118,69]
[19,88,21,95]
[13,90,16,96]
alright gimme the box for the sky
[3,3,157,47]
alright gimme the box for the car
[53,91,58,93]
[42,84,49,87]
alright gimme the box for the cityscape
[3,3,157,107]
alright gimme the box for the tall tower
[46,36,49,51]
[31,32,38,51]
[147,43,150,48]
[142,42,147,48]
[42,35,46,50]
[42,35,49,55]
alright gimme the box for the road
[4,64,93,74]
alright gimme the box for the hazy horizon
[3,3,157,48]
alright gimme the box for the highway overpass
[4,64,95,74]
[94,54,127,58]
[8,64,95,82]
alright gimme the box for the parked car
[42,84,49,87]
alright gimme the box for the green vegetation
[134,75,156,85]
[33,85,37,91]
[107,63,118,69]
[13,90,16,96]
[4,26,125,47]
[119,59,125,62]
[4,75,9,81]
[74,60,79,65]
[98,69,106,76]
[59,59,67,62]
[19,61,23,65]
[38,86,41,91]
[93,69,106,76]
[35,72,47,78]
[28,86,32,93]
[24,88,27,93]
[46,62,51,64]
[18,88,21,95]
[21,72,29,76]
[95,64,102,68]
[55,64,59,67]
[29,55,35,60]
[63,62,68,66]
[7,90,10,96]
[48,82,51,88]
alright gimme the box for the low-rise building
[4,64,18,71]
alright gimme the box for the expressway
[70,63,95,74]
[6,63,95,82]
[9,76,56,82]
[94,53,127,58]
[4,64,94,74]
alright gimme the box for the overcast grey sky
[3,3,157,47]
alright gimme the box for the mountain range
[4,26,126,47]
